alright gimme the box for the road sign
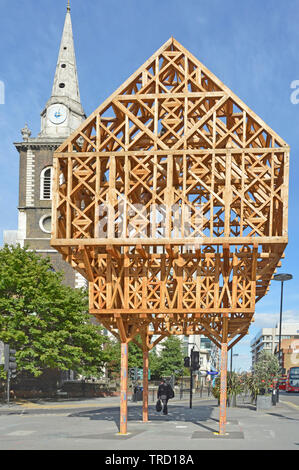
[136,368,151,380]
[130,368,151,381]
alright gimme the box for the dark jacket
[157,383,174,400]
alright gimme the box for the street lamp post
[273,273,293,402]
[229,348,239,407]
[230,348,239,374]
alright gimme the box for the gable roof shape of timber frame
[55,36,289,153]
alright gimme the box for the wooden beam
[120,342,128,435]
[136,244,148,259]
[142,344,149,422]
[219,316,229,436]
[80,246,94,282]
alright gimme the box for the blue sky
[0,0,299,371]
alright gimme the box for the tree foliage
[104,337,144,377]
[0,245,110,378]
[104,336,185,380]
[212,371,248,402]
[150,336,185,379]
[252,350,280,395]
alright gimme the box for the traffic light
[184,356,190,368]
[191,351,200,370]
[4,345,17,378]
[9,349,17,378]
[129,367,138,381]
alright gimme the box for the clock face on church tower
[47,104,68,125]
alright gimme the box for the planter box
[256,394,272,411]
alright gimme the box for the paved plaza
[0,394,299,450]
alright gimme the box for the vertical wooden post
[66,155,73,239]
[120,342,128,434]
[219,312,229,436]
[142,347,149,422]
[219,341,228,435]
[51,156,59,239]
[282,150,290,238]
[218,245,230,435]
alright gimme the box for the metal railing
[145,384,213,403]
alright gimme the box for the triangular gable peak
[56,37,288,154]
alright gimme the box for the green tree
[0,245,109,378]
[153,336,184,378]
[149,348,162,379]
[105,337,144,377]
[253,350,280,395]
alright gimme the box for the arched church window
[40,166,53,200]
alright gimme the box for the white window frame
[40,166,53,200]
[39,215,52,234]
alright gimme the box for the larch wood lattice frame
[51,37,289,434]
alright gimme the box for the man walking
[157,379,174,415]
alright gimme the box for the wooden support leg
[219,341,228,435]
[143,348,149,422]
[120,342,128,434]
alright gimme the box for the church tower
[39,1,85,139]
[4,2,86,288]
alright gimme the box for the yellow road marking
[16,402,120,410]
[281,400,299,410]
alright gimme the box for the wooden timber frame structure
[51,38,289,435]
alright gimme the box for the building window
[40,167,52,200]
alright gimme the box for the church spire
[50,3,81,105]
[39,4,85,138]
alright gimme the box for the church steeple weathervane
[39,1,85,139]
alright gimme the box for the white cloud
[254,309,299,328]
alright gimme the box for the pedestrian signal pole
[189,347,200,409]
[190,361,193,409]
